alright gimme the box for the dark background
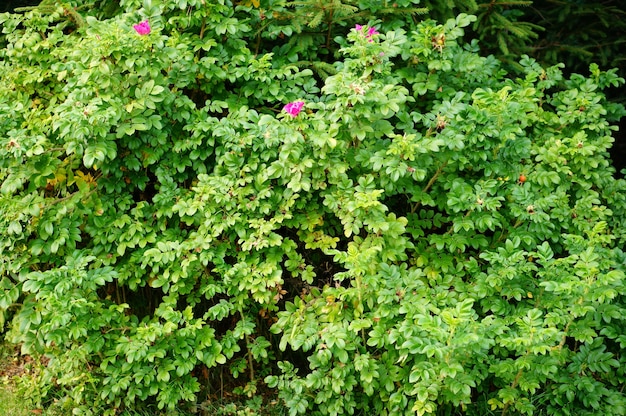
[1,0,41,13]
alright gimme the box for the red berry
[519,174,527,184]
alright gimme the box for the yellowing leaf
[238,0,260,7]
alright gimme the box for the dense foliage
[1,0,625,415]
[424,0,626,76]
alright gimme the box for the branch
[411,160,448,214]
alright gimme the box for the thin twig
[411,161,448,214]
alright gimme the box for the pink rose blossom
[367,27,379,37]
[283,101,305,117]
[355,24,379,42]
[133,20,151,35]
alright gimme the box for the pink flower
[355,24,379,42]
[133,20,151,35]
[367,27,379,37]
[367,27,379,42]
[283,101,305,117]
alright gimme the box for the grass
[0,384,37,416]
[0,339,45,416]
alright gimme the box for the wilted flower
[349,83,366,95]
[283,101,305,117]
[133,20,151,35]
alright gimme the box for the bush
[1,0,625,415]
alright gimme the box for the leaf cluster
[0,1,625,415]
